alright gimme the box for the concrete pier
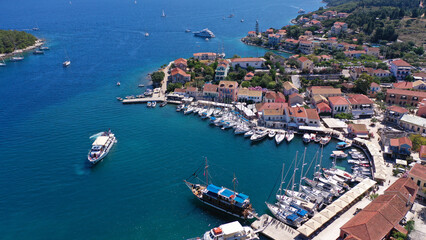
[251,214,299,240]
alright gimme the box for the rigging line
[303,147,320,179]
[283,153,298,191]
[266,166,283,202]
[186,162,205,180]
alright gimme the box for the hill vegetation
[0,30,37,54]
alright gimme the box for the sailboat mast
[279,163,285,196]
[205,157,209,185]
[233,173,236,193]
[291,151,298,194]
[299,147,307,192]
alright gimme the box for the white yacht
[88,130,117,164]
[202,221,259,240]
[268,130,276,138]
[286,131,294,142]
[302,133,311,143]
[63,60,71,67]
[275,132,285,145]
[193,28,215,38]
[151,101,157,108]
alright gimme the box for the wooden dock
[251,214,300,240]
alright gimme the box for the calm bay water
[0,0,341,239]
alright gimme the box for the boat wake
[89,132,104,139]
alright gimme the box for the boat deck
[251,214,300,240]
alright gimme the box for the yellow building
[408,163,426,200]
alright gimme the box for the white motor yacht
[286,131,294,142]
[88,130,117,164]
[303,133,311,143]
[202,221,259,240]
[275,133,285,145]
[268,131,276,138]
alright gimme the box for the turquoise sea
[0,0,348,239]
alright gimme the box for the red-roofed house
[265,28,274,34]
[255,102,288,113]
[268,34,282,46]
[218,81,238,102]
[419,146,426,160]
[365,47,380,57]
[390,59,412,81]
[277,29,287,36]
[340,178,418,240]
[244,72,254,81]
[393,81,413,90]
[385,105,408,124]
[347,94,374,118]
[289,93,304,106]
[283,81,298,96]
[230,57,266,69]
[247,31,257,37]
[306,109,321,126]
[408,163,426,199]
[264,91,286,103]
[344,50,366,58]
[174,58,187,70]
[367,82,381,97]
[330,22,348,35]
[297,56,313,71]
[185,86,199,98]
[417,99,426,117]
[390,137,412,158]
[316,102,332,115]
[328,96,350,116]
[202,83,219,101]
[170,68,191,83]
[193,52,217,61]
[285,106,307,126]
[308,19,322,27]
[284,39,299,50]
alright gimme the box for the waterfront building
[390,59,412,81]
[328,96,350,116]
[255,102,287,113]
[316,102,332,115]
[384,105,408,124]
[308,86,342,99]
[218,80,238,102]
[193,52,217,61]
[283,81,298,96]
[170,68,191,84]
[263,91,285,103]
[268,34,282,46]
[244,72,254,81]
[173,58,187,70]
[297,56,313,71]
[408,163,426,200]
[262,108,286,128]
[185,87,199,99]
[305,109,321,127]
[284,39,299,50]
[285,106,307,127]
[288,93,304,106]
[173,88,186,96]
[340,178,418,240]
[347,124,369,138]
[367,82,381,97]
[214,60,230,81]
[298,41,314,55]
[247,31,257,37]
[347,94,374,118]
[389,136,412,158]
[399,114,426,134]
[202,83,218,101]
[230,57,266,69]
[237,88,262,103]
[385,89,426,107]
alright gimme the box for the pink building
[218,81,239,102]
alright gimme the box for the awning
[299,126,326,132]
[396,159,407,165]
[304,219,322,229]
[319,208,335,219]
[297,225,315,237]
[311,213,329,224]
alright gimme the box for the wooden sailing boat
[184,158,256,219]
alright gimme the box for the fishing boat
[161,9,166,17]
[184,160,256,219]
[286,131,294,142]
[116,97,123,101]
[63,60,71,67]
[336,141,352,150]
[320,136,331,145]
[151,101,157,108]
[275,132,285,145]
[147,102,152,107]
[201,221,259,240]
[268,130,276,138]
[193,28,215,38]
[160,101,167,107]
[330,151,348,159]
[302,133,311,143]
[87,130,117,165]
[33,50,44,55]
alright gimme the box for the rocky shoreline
[0,38,45,60]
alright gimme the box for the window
[417,180,421,186]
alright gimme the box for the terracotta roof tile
[328,96,349,106]
[409,163,426,180]
[387,89,426,98]
[347,94,373,105]
[391,59,412,67]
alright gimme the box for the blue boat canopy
[210,117,216,120]
[220,189,235,198]
[238,193,249,200]
[286,214,299,221]
[337,142,347,145]
[297,209,308,217]
[207,184,221,194]
[234,196,245,204]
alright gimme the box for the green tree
[354,73,374,94]
[414,47,424,55]
[409,134,426,151]
[335,113,353,120]
[167,83,182,92]
[151,71,165,86]
[267,81,276,89]
[241,81,250,88]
